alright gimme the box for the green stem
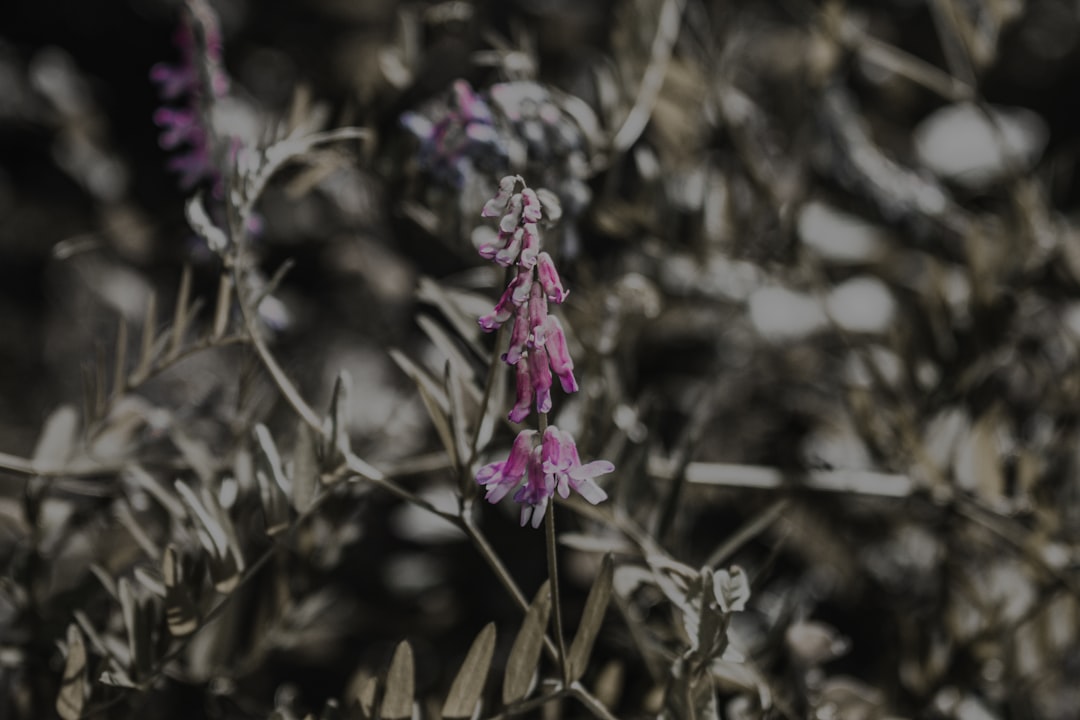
[538,412,570,686]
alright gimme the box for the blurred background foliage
[3,0,1080,718]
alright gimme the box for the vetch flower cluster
[150,0,230,193]
[474,176,613,526]
[477,176,575,421]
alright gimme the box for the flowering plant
[472,175,613,526]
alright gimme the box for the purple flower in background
[151,0,231,194]
[401,80,507,188]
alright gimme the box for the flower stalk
[473,175,614,689]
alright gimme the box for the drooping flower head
[473,175,612,527]
[474,176,578,424]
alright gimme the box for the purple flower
[151,0,235,198]
[519,223,540,269]
[494,226,524,267]
[504,301,530,366]
[478,268,532,331]
[527,282,548,346]
[541,315,578,393]
[531,344,553,414]
[509,355,533,423]
[476,429,537,503]
[541,427,611,504]
[482,175,519,217]
[536,252,568,303]
[499,194,523,233]
[514,446,553,528]
[521,188,543,223]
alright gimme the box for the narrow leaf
[56,624,87,720]
[134,289,158,382]
[503,580,552,705]
[256,469,290,536]
[292,419,319,512]
[175,480,242,592]
[444,361,472,472]
[169,426,216,485]
[442,623,496,719]
[169,264,193,358]
[254,424,291,535]
[415,277,487,359]
[380,640,415,720]
[125,464,187,520]
[417,314,477,385]
[88,565,118,600]
[133,567,165,597]
[202,485,246,578]
[390,349,456,467]
[32,405,78,470]
[115,499,161,559]
[175,480,229,560]
[211,272,232,339]
[162,545,199,636]
[323,370,352,470]
[568,554,614,682]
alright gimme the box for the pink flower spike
[519,223,540,269]
[482,175,518,217]
[527,283,548,347]
[495,227,523,267]
[536,252,568,304]
[508,355,533,423]
[521,188,542,223]
[476,429,536,503]
[543,315,578,393]
[500,194,523,233]
[514,447,553,528]
[504,302,530,366]
[531,344,553,414]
